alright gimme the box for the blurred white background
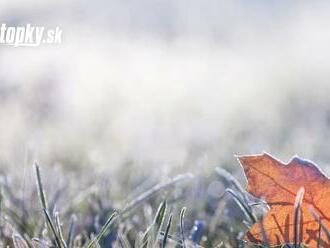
[1,0,330,176]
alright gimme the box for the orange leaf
[238,153,330,248]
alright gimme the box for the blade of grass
[141,200,167,248]
[310,207,330,245]
[34,162,48,210]
[162,213,172,248]
[122,174,193,217]
[43,209,64,248]
[67,215,76,248]
[180,207,186,248]
[293,187,304,248]
[155,201,167,232]
[225,188,257,223]
[34,163,64,248]
[216,167,249,203]
[159,232,182,245]
[87,211,118,248]
[55,211,68,248]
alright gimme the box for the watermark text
[0,24,62,47]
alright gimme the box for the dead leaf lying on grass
[238,153,330,248]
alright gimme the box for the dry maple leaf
[238,153,330,248]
